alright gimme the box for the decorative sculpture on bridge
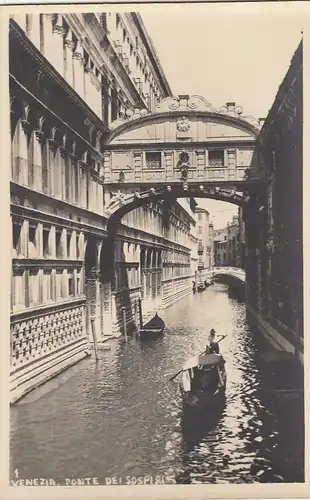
[177,150,190,181]
[177,116,191,133]
[108,95,261,131]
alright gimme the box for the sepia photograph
[5,1,306,495]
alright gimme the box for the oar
[168,334,227,382]
[169,368,184,382]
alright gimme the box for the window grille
[145,152,162,169]
[209,150,224,167]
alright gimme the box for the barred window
[209,150,224,167]
[43,227,49,258]
[145,152,162,169]
[68,274,74,296]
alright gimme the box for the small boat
[139,313,165,340]
[179,352,227,410]
[197,282,205,292]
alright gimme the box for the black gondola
[197,282,205,292]
[139,312,165,340]
[179,352,227,411]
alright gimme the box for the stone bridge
[103,95,265,204]
[205,266,246,283]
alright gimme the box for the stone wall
[246,40,303,362]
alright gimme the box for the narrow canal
[10,283,304,485]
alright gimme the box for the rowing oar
[168,334,227,382]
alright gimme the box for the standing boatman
[206,328,220,354]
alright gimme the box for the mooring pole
[122,306,128,342]
[138,297,143,329]
[90,316,99,361]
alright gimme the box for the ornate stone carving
[64,30,74,49]
[10,96,16,115]
[177,151,190,181]
[118,170,125,183]
[47,125,58,150]
[11,305,85,368]
[34,116,46,143]
[36,70,44,85]
[52,14,65,35]
[177,116,191,133]
[108,95,261,133]
[20,102,31,133]
[73,39,83,60]
[78,149,89,167]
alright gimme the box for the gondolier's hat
[210,328,216,335]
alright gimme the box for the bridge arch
[206,266,246,283]
[106,184,252,225]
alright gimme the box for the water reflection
[10,284,304,484]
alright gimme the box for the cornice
[116,226,191,254]
[12,259,83,270]
[11,296,87,323]
[10,182,109,236]
[104,139,256,151]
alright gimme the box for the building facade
[245,40,303,361]
[9,13,198,402]
[238,207,246,269]
[213,215,242,267]
[195,206,214,277]
[213,228,228,266]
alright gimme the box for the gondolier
[206,329,220,354]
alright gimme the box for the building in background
[195,206,214,279]
[213,214,242,267]
[213,228,228,266]
[227,215,240,266]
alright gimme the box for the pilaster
[64,29,74,87]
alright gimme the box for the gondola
[179,352,227,411]
[138,312,165,340]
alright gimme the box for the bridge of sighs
[101,94,266,271]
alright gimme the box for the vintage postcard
[1,1,309,499]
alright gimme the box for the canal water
[10,283,304,485]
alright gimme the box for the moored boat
[197,282,205,292]
[139,312,165,340]
[179,352,227,410]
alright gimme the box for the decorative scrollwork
[168,98,180,110]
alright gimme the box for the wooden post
[138,297,143,329]
[134,301,138,330]
[122,306,128,342]
[90,317,99,361]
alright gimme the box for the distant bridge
[205,266,245,283]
